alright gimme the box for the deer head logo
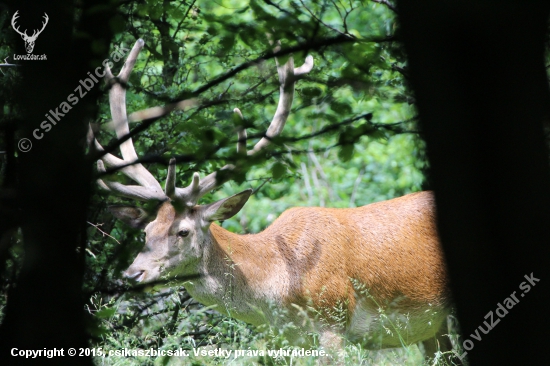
[11,11,49,54]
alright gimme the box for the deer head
[91,39,313,284]
[11,11,49,54]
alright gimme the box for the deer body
[92,39,458,362]
[125,190,449,349]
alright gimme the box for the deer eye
[177,229,190,238]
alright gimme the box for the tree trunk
[0,1,114,364]
[397,1,550,364]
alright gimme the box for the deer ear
[202,189,252,222]
[108,205,154,229]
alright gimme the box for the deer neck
[184,223,287,325]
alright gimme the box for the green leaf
[150,6,163,20]
[95,307,116,319]
[250,0,274,21]
[136,4,149,17]
[171,8,184,21]
[219,35,235,55]
[338,144,354,162]
[87,324,109,337]
[271,162,286,180]
[330,100,352,115]
[301,87,323,97]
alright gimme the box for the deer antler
[247,54,314,155]
[92,38,313,206]
[92,39,166,201]
[166,48,314,206]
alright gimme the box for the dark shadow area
[397,1,550,364]
[0,1,115,364]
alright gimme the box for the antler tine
[234,108,247,155]
[173,167,234,207]
[170,50,314,207]
[96,160,166,201]
[108,39,143,163]
[167,107,245,207]
[165,158,177,198]
[247,53,314,155]
[105,39,163,191]
[91,131,167,201]
[118,38,143,83]
[92,39,166,202]
[294,55,314,77]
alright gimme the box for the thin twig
[252,178,272,195]
[299,0,354,38]
[87,221,121,245]
[371,0,397,13]
[262,0,294,16]
[183,34,392,99]
[172,0,197,38]
[93,113,417,180]
[342,3,357,33]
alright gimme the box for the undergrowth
[89,285,465,366]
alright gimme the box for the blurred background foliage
[91,0,423,232]
[1,0,432,364]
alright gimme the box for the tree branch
[371,0,397,13]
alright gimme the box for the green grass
[89,286,465,366]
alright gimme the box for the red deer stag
[91,39,457,363]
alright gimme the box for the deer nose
[124,270,145,282]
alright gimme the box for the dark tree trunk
[0,1,114,364]
[397,1,550,365]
